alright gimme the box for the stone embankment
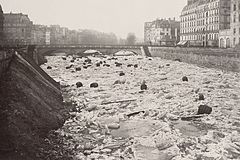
[149,47,240,72]
[0,50,68,159]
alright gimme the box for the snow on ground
[42,54,240,160]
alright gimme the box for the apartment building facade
[144,18,180,46]
[180,0,231,47]
[229,0,240,47]
[49,25,67,44]
[3,13,33,45]
[218,0,240,48]
[31,25,51,45]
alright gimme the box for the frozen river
[42,54,240,160]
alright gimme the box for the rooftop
[182,0,208,12]
[145,18,180,28]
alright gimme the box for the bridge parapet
[36,44,143,50]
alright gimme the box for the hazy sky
[0,0,186,39]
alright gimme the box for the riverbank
[0,51,68,160]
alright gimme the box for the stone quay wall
[149,47,240,72]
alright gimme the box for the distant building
[144,18,180,46]
[45,30,50,45]
[49,25,82,44]
[66,29,81,44]
[0,5,4,44]
[3,13,33,45]
[31,25,50,45]
[179,0,231,47]
[49,25,67,44]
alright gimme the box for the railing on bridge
[36,44,145,49]
[36,44,168,49]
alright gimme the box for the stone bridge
[36,44,146,55]
[35,44,154,64]
[0,44,153,65]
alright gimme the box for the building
[49,25,67,44]
[3,13,33,45]
[65,29,81,44]
[45,30,50,45]
[179,0,231,47]
[144,18,180,46]
[219,0,240,48]
[230,0,240,47]
[229,0,240,47]
[219,29,232,47]
[49,25,83,45]
[0,5,4,44]
[31,25,50,45]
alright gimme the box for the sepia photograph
[0,0,240,159]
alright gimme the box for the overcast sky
[0,0,186,39]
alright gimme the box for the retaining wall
[149,47,240,72]
[0,50,68,159]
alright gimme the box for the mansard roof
[182,0,208,12]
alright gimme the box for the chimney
[168,18,171,21]
[173,17,176,21]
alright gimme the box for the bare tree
[126,33,136,45]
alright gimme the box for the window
[234,4,237,11]
[234,14,236,23]
[234,38,236,45]
[234,28,236,34]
